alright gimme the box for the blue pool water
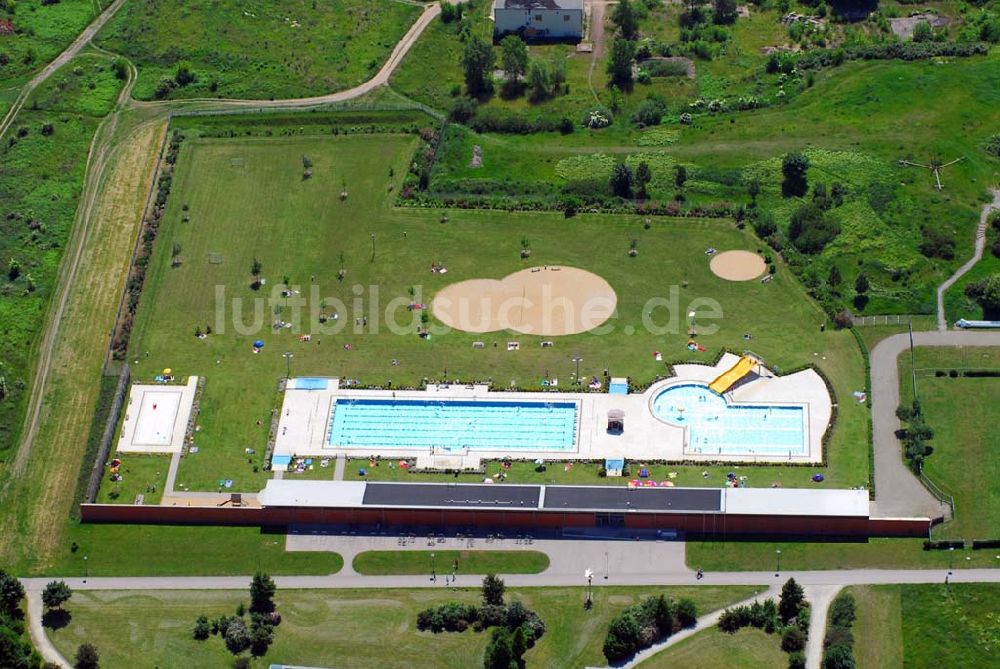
[326,399,578,452]
[293,378,329,390]
[651,384,806,456]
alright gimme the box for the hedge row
[795,41,989,70]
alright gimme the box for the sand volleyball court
[432,266,617,335]
[709,250,767,281]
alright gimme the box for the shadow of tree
[42,608,72,630]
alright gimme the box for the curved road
[870,330,1000,518]
[936,189,1000,330]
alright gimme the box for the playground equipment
[709,355,756,395]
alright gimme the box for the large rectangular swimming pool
[326,398,579,452]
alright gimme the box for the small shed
[607,409,625,435]
[605,457,625,477]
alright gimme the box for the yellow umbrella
[163,368,172,375]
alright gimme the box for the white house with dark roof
[492,0,584,40]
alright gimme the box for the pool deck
[273,354,830,465]
[117,376,198,454]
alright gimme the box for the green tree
[653,594,675,635]
[462,36,495,96]
[484,627,514,669]
[912,20,933,42]
[527,58,551,100]
[748,178,761,203]
[965,274,1000,318]
[610,163,635,198]
[510,625,527,661]
[192,615,211,640]
[41,581,72,609]
[0,571,24,615]
[675,164,688,189]
[779,578,805,623]
[713,0,738,24]
[603,612,640,662]
[827,265,842,289]
[500,35,528,93]
[612,0,640,39]
[481,574,506,606]
[74,643,100,669]
[7,258,20,281]
[249,571,276,613]
[174,60,196,86]
[635,161,652,198]
[781,151,810,197]
[607,38,636,87]
[782,626,807,652]
[249,619,274,656]
[854,272,869,294]
[224,618,251,654]
[0,626,35,669]
[676,598,697,627]
[823,643,856,669]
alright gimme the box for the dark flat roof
[363,482,541,509]
[543,486,722,512]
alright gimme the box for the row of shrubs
[933,369,1000,378]
[110,130,185,359]
[822,592,857,669]
[603,594,698,663]
[794,41,989,70]
[926,539,1000,550]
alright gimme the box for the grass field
[0,0,99,87]
[46,585,757,668]
[94,454,170,505]
[898,347,1000,540]
[847,583,1000,669]
[124,128,869,495]
[95,0,422,100]
[352,550,550,575]
[847,585,904,669]
[638,626,787,668]
[686,537,1000,571]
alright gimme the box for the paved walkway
[936,189,1000,330]
[803,584,841,669]
[25,590,71,669]
[869,330,1000,518]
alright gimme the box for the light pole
[283,352,293,380]
[948,546,954,575]
[430,552,436,583]
[688,310,697,336]
[572,354,583,386]
[83,555,88,583]
[775,549,781,577]
[604,551,609,580]
[371,233,376,262]
[585,568,594,609]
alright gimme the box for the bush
[919,226,956,259]
[782,626,807,652]
[193,615,211,640]
[986,133,1000,158]
[449,97,478,123]
[631,97,668,126]
[782,152,810,197]
[603,612,641,662]
[582,106,614,129]
[789,203,840,254]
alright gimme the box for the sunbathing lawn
[352,550,550,575]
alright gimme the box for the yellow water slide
[708,355,756,394]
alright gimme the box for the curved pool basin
[651,383,806,457]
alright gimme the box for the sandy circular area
[710,250,767,281]
[432,266,617,336]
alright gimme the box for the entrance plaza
[272,354,831,466]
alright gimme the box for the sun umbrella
[163,368,172,375]
[253,340,265,348]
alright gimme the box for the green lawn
[900,583,1000,668]
[638,626,787,669]
[685,537,1000,571]
[46,585,757,669]
[352,550,550,576]
[847,585,903,669]
[95,0,422,100]
[123,127,869,494]
[42,524,342,577]
[899,347,1000,540]
[94,453,170,505]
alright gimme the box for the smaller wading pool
[651,383,806,457]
